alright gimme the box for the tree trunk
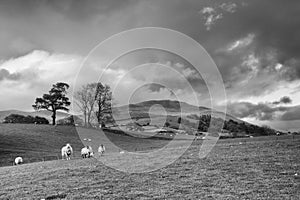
[87,112,91,127]
[84,111,87,127]
[52,111,56,125]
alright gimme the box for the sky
[0,0,300,131]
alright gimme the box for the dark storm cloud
[1,0,300,108]
[0,0,134,18]
[272,96,292,105]
[210,0,300,82]
[0,0,138,60]
[46,0,136,21]
[0,69,21,81]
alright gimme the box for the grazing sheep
[88,146,93,155]
[14,157,23,165]
[81,147,89,158]
[98,144,105,156]
[81,146,93,158]
[276,132,280,136]
[61,143,73,160]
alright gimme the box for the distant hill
[0,100,272,136]
[114,100,243,123]
[0,100,243,125]
[112,100,278,137]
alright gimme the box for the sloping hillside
[0,135,299,199]
[0,124,170,167]
[0,124,83,166]
[115,100,242,122]
[113,100,246,134]
[112,100,279,137]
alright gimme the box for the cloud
[0,69,21,81]
[281,96,293,104]
[0,0,139,60]
[201,7,214,14]
[200,2,239,31]
[0,50,82,110]
[272,96,292,105]
[228,96,295,121]
[199,0,300,105]
[226,33,255,52]
[0,0,300,131]
[280,106,300,121]
[147,83,166,92]
[227,101,287,121]
[220,3,237,13]
[101,48,208,104]
[2,0,299,94]
[200,7,223,31]
[128,84,176,104]
[218,0,300,81]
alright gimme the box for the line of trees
[32,82,112,127]
[4,114,49,124]
[74,82,112,127]
[188,114,276,136]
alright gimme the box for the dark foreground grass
[0,134,299,199]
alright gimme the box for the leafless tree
[74,83,98,127]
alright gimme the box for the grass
[0,123,299,199]
[0,124,172,167]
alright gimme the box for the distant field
[0,125,299,199]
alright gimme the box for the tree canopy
[95,83,113,127]
[32,82,71,125]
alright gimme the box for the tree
[32,82,71,125]
[74,83,98,127]
[177,117,181,124]
[164,121,170,127]
[94,83,112,127]
[261,125,275,136]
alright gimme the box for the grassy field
[0,124,299,199]
[0,124,172,167]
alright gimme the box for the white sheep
[61,143,73,160]
[98,144,106,156]
[14,157,23,165]
[81,146,93,158]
